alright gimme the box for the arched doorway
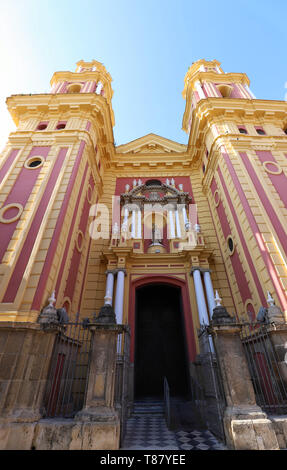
[134,283,190,398]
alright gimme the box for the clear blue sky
[0,0,286,149]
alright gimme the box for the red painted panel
[0,146,50,263]
[217,167,266,306]
[225,151,287,311]
[31,142,86,310]
[210,177,231,239]
[54,166,90,296]
[3,147,67,303]
[63,173,92,301]
[256,150,287,210]
[211,172,252,303]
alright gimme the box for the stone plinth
[75,322,124,449]
[0,321,60,449]
[211,320,279,450]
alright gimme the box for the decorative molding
[262,161,282,175]
[0,203,23,224]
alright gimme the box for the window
[238,127,248,134]
[284,127,287,135]
[227,236,234,254]
[67,83,82,93]
[37,123,48,130]
[216,84,233,98]
[145,179,162,186]
[28,159,42,168]
[256,128,266,135]
[56,123,66,130]
[24,156,44,169]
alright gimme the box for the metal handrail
[164,376,171,428]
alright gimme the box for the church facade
[0,59,287,450]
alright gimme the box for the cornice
[110,154,194,171]
[187,98,287,155]
[102,248,213,266]
[50,70,113,85]
[6,92,115,128]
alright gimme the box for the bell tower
[182,58,255,133]
[0,60,115,321]
[182,59,287,321]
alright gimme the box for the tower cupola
[182,59,255,133]
[50,59,115,125]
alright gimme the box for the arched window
[145,179,162,186]
[216,84,233,98]
[256,128,266,135]
[67,83,82,93]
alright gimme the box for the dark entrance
[135,284,190,398]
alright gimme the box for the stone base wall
[269,415,287,449]
[0,418,120,450]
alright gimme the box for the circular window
[0,203,23,224]
[56,123,66,130]
[87,184,93,204]
[76,230,84,252]
[24,156,44,169]
[37,123,47,131]
[238,128,247,134]
[256,129,265,135]
[227,235,234,254]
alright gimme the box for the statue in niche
[151,223,163,246]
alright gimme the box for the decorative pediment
[121,181,192,206]
[116,133,187,155]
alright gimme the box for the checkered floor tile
[121,405,227,450]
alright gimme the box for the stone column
[131,209,136,239]
[76,312,124,449]
[175,209,182,238]
[182,205,190,231]
[211,305,279,450]
[168,209,176,239]
[192,268,210,325]
[137,208,142,238]
[104,270,115,306]
[114,269,125,353]
[121,206,129,233]
[203,270,216,319]
[192,268,214,353]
